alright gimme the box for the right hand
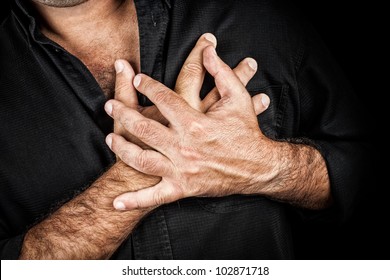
[112,33,269,147]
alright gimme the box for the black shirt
[0,0,369,259]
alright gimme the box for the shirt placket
[130,0,173,259]
[17,0,173,259]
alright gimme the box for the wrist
[239,136,287,195]
[261,139,290,193]
[92,161,160,212]
[251,138,332,209]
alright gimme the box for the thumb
[113,180,182,210]
[251,93,270,115]
[114,59,138,109]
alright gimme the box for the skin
[18,0,332,259]
[20,0,267,259]
[106,46,332,211]
[31,0,140,97]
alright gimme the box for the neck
[31,0,129,45]
[30,0,140,98]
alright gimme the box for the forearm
[19,161,160,259]
[255,140,332,210]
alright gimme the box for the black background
[1,1,387,259]
[0,2,10,20]
[291,1,387,259]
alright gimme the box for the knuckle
[115,81,129,93]
[214,65,233,82]
[219,64,232,74]
[187,119,206,136]
[183,62,204,76]
[183,164,201,177]
[141,78,157,92]
[134,150,157,172]
[132,119,151,138]
[153,89,172,104]
[135,151,164,174]
[134,150,150,170]
[215,95,232,108]
[179,144,201,162]
[116,106,130,125]
[119,149,133,164]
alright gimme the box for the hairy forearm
[255,141,332,210]
[19,161,160,259]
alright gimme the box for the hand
[113,33,268,146]
[106,41,274,210]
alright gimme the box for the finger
[251,93,270,115]
[203,46,251,103]
[133,74,201,126]
[113,180,182,210]
[201,89,220,112]
[114,59,138,109]
[105,99,172,152]
[233,57,258,86]
[106,133,173,177]
[139,106,168,126]
[175,33,217,111]
[202,57,258,112]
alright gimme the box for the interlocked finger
[174,33,217,111]
[202,57,258,112]
[105,100,173,152]
[133,74,202,127]
[106,133,173,177]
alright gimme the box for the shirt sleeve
[294,25,372,222]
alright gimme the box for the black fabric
[0,0,369,259]
[0,2,10,22]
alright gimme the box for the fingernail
[105,134,112,149]
[114,201,126,210]
[248,59,257,71]
[204,33,217,47]
[105,102,113,116]
[115,60,124,73]
[261,94,270,108]
[133,75,141,87]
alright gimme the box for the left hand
[112,33,266,147]
[105,46,276,210]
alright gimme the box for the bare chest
[81,38,140,99]
[59,7,140,98]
